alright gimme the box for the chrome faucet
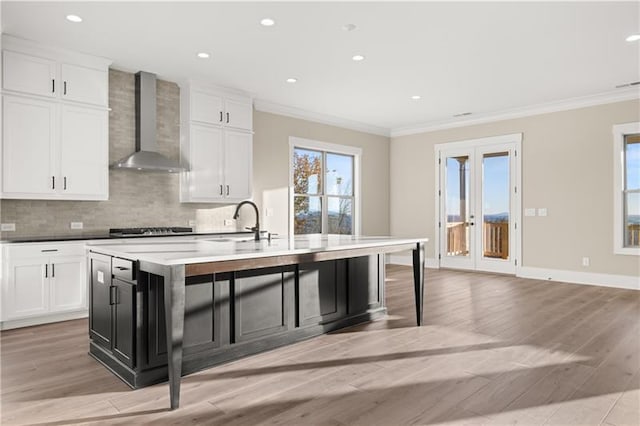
[233,201,260,241]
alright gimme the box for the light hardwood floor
[1,266,638,425]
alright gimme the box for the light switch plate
[538,208,548,217]
[1,223,16,232]
[70,222,83,230]
[265,208,274,217]
[524,208,536,217]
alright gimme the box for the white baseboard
[517,267,639,291]
[0,310,88,331]
[387,254,439,269]
[386,255,639,291]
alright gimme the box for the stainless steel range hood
[112,71,184,173]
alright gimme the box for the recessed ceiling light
[626,34,640,42]
[352,54,365,61]
[260,18,275,27]
[411,95,421,100]
[197,52,210,59]
[65,14,82,23]
[342,24,357,32]
[286,78,297,83]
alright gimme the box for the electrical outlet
[1,223,16,232]
[224,219,234,226]
[524,208,536,217]
[582,257,590,267]
[538,208,548,217]
[70,222,83,230]
[188,220,196,227]
[265,208,274,217]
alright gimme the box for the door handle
[220,111,223,122]
[226,185,230,196]
[63,177,67,190]
[45,264,48,278]
[52,79,55,93]
[219,184,223,195]
[52,176,55,190]
[226,112,230,123]
[63,81,67,95]
[51,263,55,278]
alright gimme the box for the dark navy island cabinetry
[88,252,386,389]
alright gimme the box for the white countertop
[87,235,428,266]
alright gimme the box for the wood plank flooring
[1,266,638,425]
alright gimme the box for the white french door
[436,134,521,274]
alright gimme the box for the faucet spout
[233,201,260,241]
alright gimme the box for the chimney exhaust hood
[112,71,184,173]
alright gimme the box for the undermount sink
[204,237,255,243]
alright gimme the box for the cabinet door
[50,255,85,313]
[2,50,56,98]
[5,258,49,320]
[224,98,252,131]
[60,63,108,106]
[59,105,108,199]
[298,261,347,327]
[224,130,252,200]
[89,253,112,348]
[191,90,223,125]
[2,96,57,197]
[189,124,224,200]
[112,278,135,368]
[234,267,294,343]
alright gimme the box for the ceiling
[2,1,639,135]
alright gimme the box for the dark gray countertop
[0,230,259,244]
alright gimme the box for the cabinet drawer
[112,257,136,282]
[7,242,86,259]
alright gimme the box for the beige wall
[253,111,390,237]
[391,99,640,277]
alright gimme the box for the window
[289,137,361,235]
[613,122,640,255]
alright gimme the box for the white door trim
[435,133,522,274]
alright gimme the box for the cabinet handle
[226,185,230,196]
[63,81,67,95]
[63,177,67,190]
[45,264,48,278]
[226,112,230,123]
[41,249,58,252]
[219,184,223,195]
[52,176,55,189]
[109,286,117,305]
[52,263,55,278]
[220,111,223,122]
[52,79,55,93]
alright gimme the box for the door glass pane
[293,148,322,194]
[328,197,352,234]
[445,156,470,257]
[482,152,510,259]
[625,192,640,247]
[294,196,322,234]
[326,153,353,196]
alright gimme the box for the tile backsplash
[0,69,250,238]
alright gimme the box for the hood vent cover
[112,71,184,173]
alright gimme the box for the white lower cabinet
[1,243,87,328]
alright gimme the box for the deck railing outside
[446,221,509,259]
[628,224,640,247]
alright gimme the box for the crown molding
[253,99,390,137]
[390,88,640,138]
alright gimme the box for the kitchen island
[87,235,427,409]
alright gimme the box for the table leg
[412,242,425,326]
[164,264,185,410]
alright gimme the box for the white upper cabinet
[2,50,57,98]
[180,82,253,203]
[59,105,109,198]
[2,96,57,196]
[224,98,253,131]
[60,63,109,106]
[1,35,111,201]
